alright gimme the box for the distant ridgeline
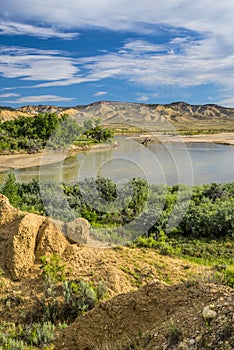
[1,101,234,130]
[0,113,113,153]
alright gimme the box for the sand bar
[130,132,234,145]
[0,142,118,172]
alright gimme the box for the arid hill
[1,101,234,130]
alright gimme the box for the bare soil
[54,281,234,350]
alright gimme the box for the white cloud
[1,1,234,105]
[4,95,75,103]
[75,37,234,94]
[137,94,149,102]
[0,21,78,39]
[1,34,234,104]
[0,93,19,98]
[32,77,98,88]
[93,91,108,97]
[1,1,234,41]
[218,96,234,108]
[2,35,234,102]
[122,40,166,54]
[0,46,63,56]
[0,46,79,81]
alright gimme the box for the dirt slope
[54,281,234,350]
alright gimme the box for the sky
[1,1,234,107]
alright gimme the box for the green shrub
[24,321,55,347]
[224,268,234,288]
[29,255,108,324]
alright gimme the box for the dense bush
[0,174,233,240]
[0,114,113,152]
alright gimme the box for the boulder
[63,218,90,244]
[202,305,217,321]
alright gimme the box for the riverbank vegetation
[0,113,113,153]
[1,175,233,239]
[0,174,233,287]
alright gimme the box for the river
[0,137,233,186]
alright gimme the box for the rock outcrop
[35,218,69,259]
[0,195,90,280]
[5,213,44,280]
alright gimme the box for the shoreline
[0,142,118,173]
[0,133,233,172]
[129,132,234,146]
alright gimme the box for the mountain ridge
[1,100,234,129]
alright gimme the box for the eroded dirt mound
[5,213,45,280]
[54,281,234,350]
[0,195,89,280]
[0,194,19,225]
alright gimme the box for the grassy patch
[131,235,234,288]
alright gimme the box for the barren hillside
[1,101,234,130]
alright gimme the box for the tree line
[0,113,113,153]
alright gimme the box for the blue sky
[1,0,234,107]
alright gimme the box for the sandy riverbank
[130,132,234,145]
[0,142,118,172]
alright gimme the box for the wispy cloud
[31,77,98,88]
[0,46,79,81]
[137,94,149,102]
[2,36,234,101]
[1,1,234,105]
[0,46,63,55]
[2,1,234,41]
[76,37,234,95]
[3,95,75,104]
[93,91,108,97]
[121,40,166,54]
[0,21,78,39]
[0,92,19,98]
[218,96,234,108]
